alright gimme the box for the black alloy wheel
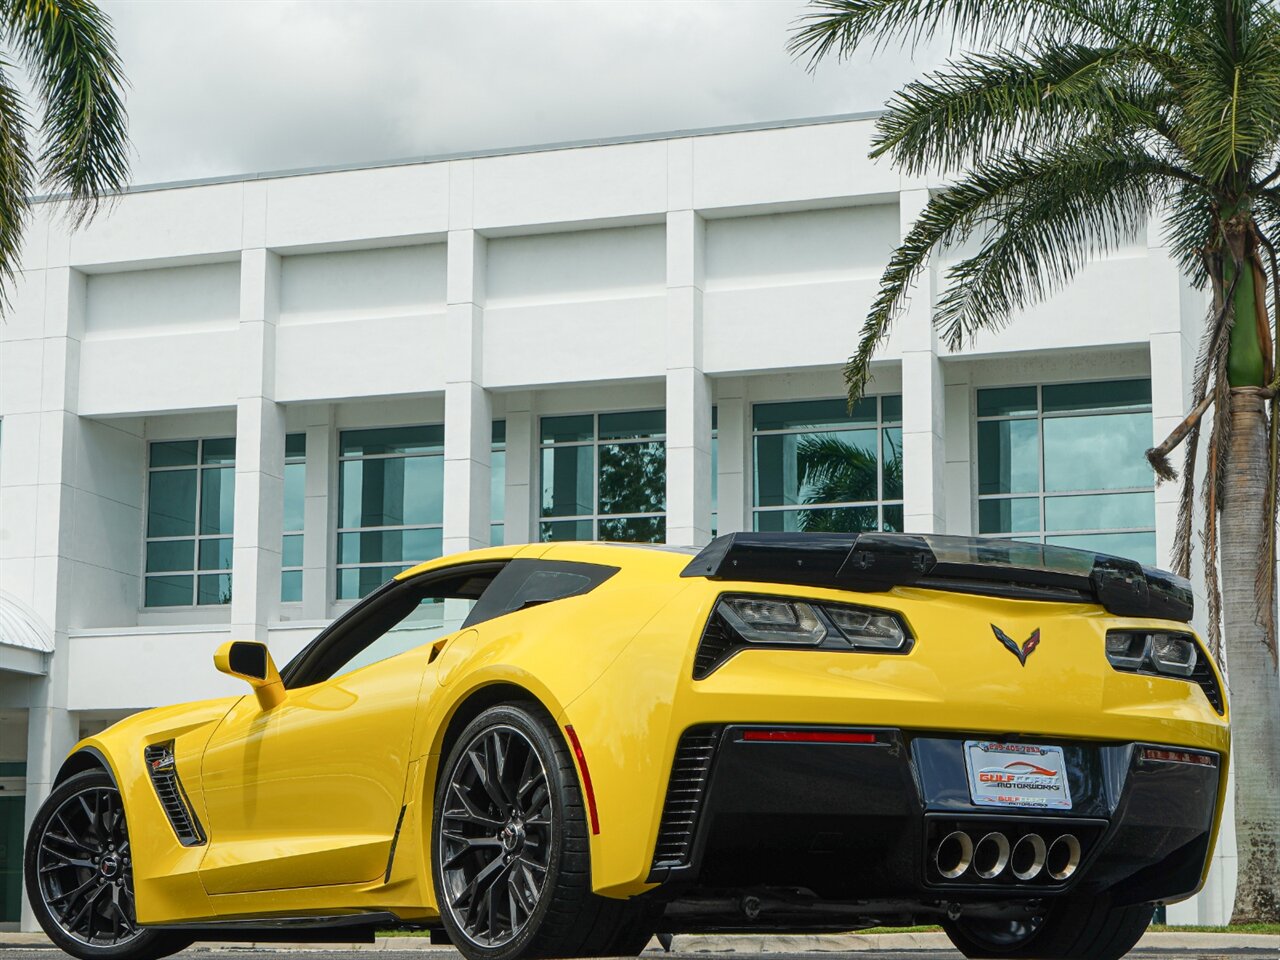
[437,723,552,947]
[431,703,658,960]
[25,769,191,960]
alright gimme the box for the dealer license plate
[963,741,1072,810]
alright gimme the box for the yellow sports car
[24,533,1229,960]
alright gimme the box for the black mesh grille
[651,727,719,869]
[144,742,206,846]
[692,612,740,680]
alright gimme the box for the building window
[491,420,506,546]
[539,410,666,542]
[976,379,1155,563]
[281,433,305,602]
[752,396,903,533]
[710,406,718,538]
[144,438,236,607]
[337,425,444,600]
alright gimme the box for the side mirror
[214,640,285,710]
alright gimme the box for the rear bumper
[646,725,1220,907]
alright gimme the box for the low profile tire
[942,899,1154,960]
[431,702,653,960]
[24,769,193,960]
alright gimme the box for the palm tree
[0,0,129,301]
[794,431,903,531]
[791,0,1280,923]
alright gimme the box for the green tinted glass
[285,433,307,459]
[1044,491,1154,532]
[281,570,302,603]
[977,419,1038,494]
[491,450,506,524]
[282,533,304,568]
[490,523,505,547]
[599,409,665,440]
[337,565,407,601]
[598,515,665,543]
[199,467,235,535]
[197,537,233,571]
[145,575,192,607]
[539,519,593,542]
[1043,412,1152,492]
[753,398,876,431]
[882,427,903,500]
[755,505,878,533]
[339,425,443,457]
[284,461,306,532]
[541,446,592,517]
[882,504,905,532]
[540,415,594,444]
[145,539,193,573]
[339,528,442,565]
[1046,531,1156,565]
[979,497,1040,534]
[147,470,197,537]
[598,442,666,514]
[755,429,878,507]
[150,440,198,468]
[977,386,1038,417]
[492,420,506,445]
[1043,379,1151,413]
[201,437,236,465]
[340,456,443,528]
[196,573,232,605]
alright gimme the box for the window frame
[750,394,903,533]
[335,423,445,601]
[281,433,306,604]
[142,436,236,609]
[537,409,667,542]
[974,379,1156,557]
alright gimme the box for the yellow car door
[196,562,505,896]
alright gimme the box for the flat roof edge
[31,109,885,203]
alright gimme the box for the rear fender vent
[1191,658,1225,715]
[651,726,720,871]
[144,741,207,846]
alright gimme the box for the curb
[2,930,1279,953]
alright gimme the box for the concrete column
[443,229,490,555]
[301,406,333,621]
[942,370,975,535]
[898,189,946,534]
[503,391,535,545]
[230,249,285,642]
[16,266,85,931]
[714,378,748,535]
[665,209,712,547]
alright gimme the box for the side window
[282,563,505,687]
[463,559,618,628]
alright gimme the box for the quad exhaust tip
[973,832,1011,879]
[935,831,973,879]
[1011,833,1048,881]
[1047,834,1082,881]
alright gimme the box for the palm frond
[1,0,130,225]
[0,59,35,308]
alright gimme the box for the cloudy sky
[97,0,942,187]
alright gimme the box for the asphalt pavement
[3,947,1280,959]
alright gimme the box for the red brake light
[742,730,878,744]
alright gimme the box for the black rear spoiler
[680,532,1193,623]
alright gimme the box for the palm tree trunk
[1223,390,1280,923]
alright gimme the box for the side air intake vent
[1191,658,1226,715]
[651,727,719,870]
[144,741,207,846]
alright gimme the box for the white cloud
[100,0,943,186]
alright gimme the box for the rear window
[463,559,618,627]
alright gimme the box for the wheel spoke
[444,781,504,829]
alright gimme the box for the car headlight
[1105,630,1199,678]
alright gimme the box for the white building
[0,112,1234,928]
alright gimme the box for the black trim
[384,805,406,883]
[649,727,721,877]
[461,558,619,628]
[682,532,1194,623]
[149,912,396,943]
[143,741,207,846]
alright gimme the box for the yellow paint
[69,542,1229,927]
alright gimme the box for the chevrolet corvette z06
[25,533,1228,960]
